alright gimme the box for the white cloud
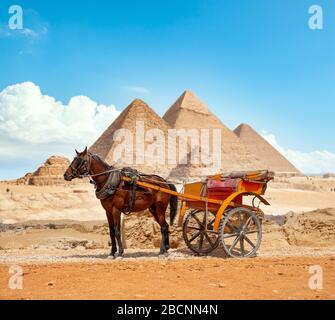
[20,28,38,37]
[125,86,150,94]
[262,131,335,174]
[0,82,120,174]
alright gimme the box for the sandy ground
[0,176,335,300]
[1,220,335,300]
[1,256,334,300]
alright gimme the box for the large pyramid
[89,99,173,176]
[167,149,213,182]
[234,123,300,174]
[163,90,267,173]
[163,90,227,129]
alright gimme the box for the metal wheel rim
[183,209,219,254]
[219,207,262,258]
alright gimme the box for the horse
[64,147,178,258]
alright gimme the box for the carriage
[65,147,275,258]
[124,170,274,258]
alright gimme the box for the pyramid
[163,90,267,173]
[163,90,227,129]
[168,150,218,182]
[28,156,72,186]
[89,99,173,176]
[234,123,300,174]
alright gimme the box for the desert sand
[1,257,335,300]
[0,175,335,299]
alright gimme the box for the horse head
[64,147,90,181]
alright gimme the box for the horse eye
[73,158,80,166]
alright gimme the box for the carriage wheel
[219,207,262,258]
[183,209,219,255]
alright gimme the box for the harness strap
[120,168,141,214]
[95,170,122,200]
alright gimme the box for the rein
[73,152,180,185]
[79,168,120,179]
[74,153,120,179]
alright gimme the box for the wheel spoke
[202,211,207,224]
[186,226,202,231]
[244,235,256,249]
[240,238,245,256]
[193,215,204,228]
[229,234,242,252]
[238,212,242,228]
[204,232,214,247]
[242,216,253,231]
[226,221,239,232]
[222,232,240,239]
[244,230,259,235]
[189,230,201,242]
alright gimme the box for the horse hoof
[107,255,115,260]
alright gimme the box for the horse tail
[168,183,178,226]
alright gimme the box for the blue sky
[0,0,334,178]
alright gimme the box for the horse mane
[89,153,112,169]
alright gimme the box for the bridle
[70,152,120,179]
[70,153,92,179]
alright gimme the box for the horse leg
[161,221,170,254]
[121,213,127,249]
[107,213,117,257]
[112,208,124,257]
[150,204,170,255]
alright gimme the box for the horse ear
[84,146,88,154]
[75,149,79,155]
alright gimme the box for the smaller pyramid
[28,156,71,186]
[234,123,300,174]
[163,90,267,172]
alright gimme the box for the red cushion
[207,178,241,193]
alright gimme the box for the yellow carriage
[123,170,274,258]
[179,170,274,257]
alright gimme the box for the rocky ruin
[28,156,71,186]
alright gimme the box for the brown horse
[64,147,178,258]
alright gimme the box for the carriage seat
[206,170,274,197]
[207,178,241,193]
